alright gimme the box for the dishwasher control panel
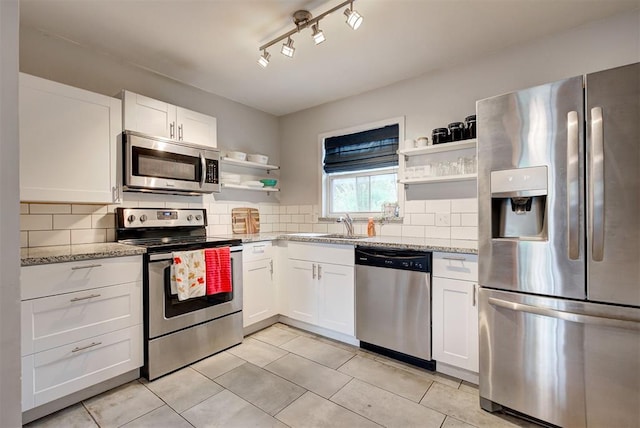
[355,247,431,272]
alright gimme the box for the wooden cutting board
[231,208,260,234]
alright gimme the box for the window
[322,121,401,217]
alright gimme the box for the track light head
[281,37,295,58]
[311,23,325,45]
[257,50,271,68]
[344,5,363,30]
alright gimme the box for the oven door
[146,246,242,339]
[124,131,220,194]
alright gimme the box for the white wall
[278,10,640,205]
[1,0,23,425]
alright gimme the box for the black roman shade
[323,124,399,173]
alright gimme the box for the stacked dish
[247,154,268,164]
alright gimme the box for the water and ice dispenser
[490,166,548,240]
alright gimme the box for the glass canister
[465,115,476,139]
[448,122,465,141]
[432,128,450,145]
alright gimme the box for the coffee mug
[416,137,429,147]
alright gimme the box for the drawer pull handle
[442,256,466,261]
[71,264,102,270]
[71,342,102,353]
[70,293,101,302]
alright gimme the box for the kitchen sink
[287,233,368,240]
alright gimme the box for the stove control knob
[127,215,136,223]
[195,215,202,221]
[187,215,194,221]
[140,215,148,223]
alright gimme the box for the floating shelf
[221,157,280,171]
[399,173,477,185]
[221,183,280,192]
[399,139,477,157]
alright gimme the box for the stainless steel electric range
[116,207,243,380]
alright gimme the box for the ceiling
[20,0,639,116]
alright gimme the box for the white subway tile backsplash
[265,214,279,224]
[304,214,314,224]
[72,204,108,214]
[435,213,450,227]
[286,223,300,232]
[300,205,313,215]
[450,239,478,250]
[327,223,343,234]
[405,200,426,213]
[71,229,106,245]
[402,225,425,238]
[20,215,52,231]
[379,224,402,236]
[54,214,92,230]
[425,200,451,213]
[461,213,478,227]
[29,230,71,247]
[298,223,313,232]
[450,213,461,227]
[106,229,116,242]
[286,205,299,215]
[426,226,451,239]
[291,214,304,223]
[451,226,478,240]
[20,203,29,214]
[411,213,435,226]
[29,204,72,214]
[91,213,115,229]
[451,198,478,213]
[278,205,288,214]
[312,224,329,233]
[209,225,231,235]
[138,201,165,208]
[211,203,228,214]
[260,223,273,233]
[424,238,451,247]
[20,232,28,248]
[279,214,292,223]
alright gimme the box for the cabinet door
[432,277,478,372]
[122,90,176,139]
[286,260,316,324]
[317,263,354,335]
[243,258,275,327]
[176,106,217,148]
[19,73,121,203]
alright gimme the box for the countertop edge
[21,243,147,267]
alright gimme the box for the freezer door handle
[567,111,580,260]
[590,106,605,261]
[488,297,640,331]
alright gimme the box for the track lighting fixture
[257,0,362,68]
[281,37,295,58]
[257,50,271,68]
[311,23,325,45]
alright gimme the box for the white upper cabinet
[122,90,217,148]
[19,73,121,204]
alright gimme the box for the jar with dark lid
[432,128,450,145]
[465,115,476,139]
[448,122,465,142]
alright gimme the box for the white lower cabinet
[21,256,143,412]
[432,252,479,374]
[242,242,277,327]
[285,242,355,336]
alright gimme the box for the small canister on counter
[432,128,450,145]
[465,115,476,139]
[448,122,465,141]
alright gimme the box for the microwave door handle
[199,153,206,188]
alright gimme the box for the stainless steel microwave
[123,130,220,195]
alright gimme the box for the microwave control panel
[205,159,218,184]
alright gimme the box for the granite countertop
[216,232,478,254]
[21,242,147,266]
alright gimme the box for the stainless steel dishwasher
[355,246,434,370]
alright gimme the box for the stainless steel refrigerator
[477,62,639,427]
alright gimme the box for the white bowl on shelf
[247,153,268,164]
[227,151,247,161]
[241,180,264,188]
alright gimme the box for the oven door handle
[148,246,243,261]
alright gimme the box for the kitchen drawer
[22,281,142,356]
[243,241,273,263]
[22,324,143,411]
[433,252,478,281]
[288,242,354,266]
[21,256,142,300]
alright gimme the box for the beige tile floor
[25,323,538,428]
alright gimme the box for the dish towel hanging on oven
[205,247,232,295]
[171,250,206,301]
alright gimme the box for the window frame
[319,117,405,218]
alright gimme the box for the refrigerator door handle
[590,107,605,261]
[567,110,580,260]
[488,297,640,331]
